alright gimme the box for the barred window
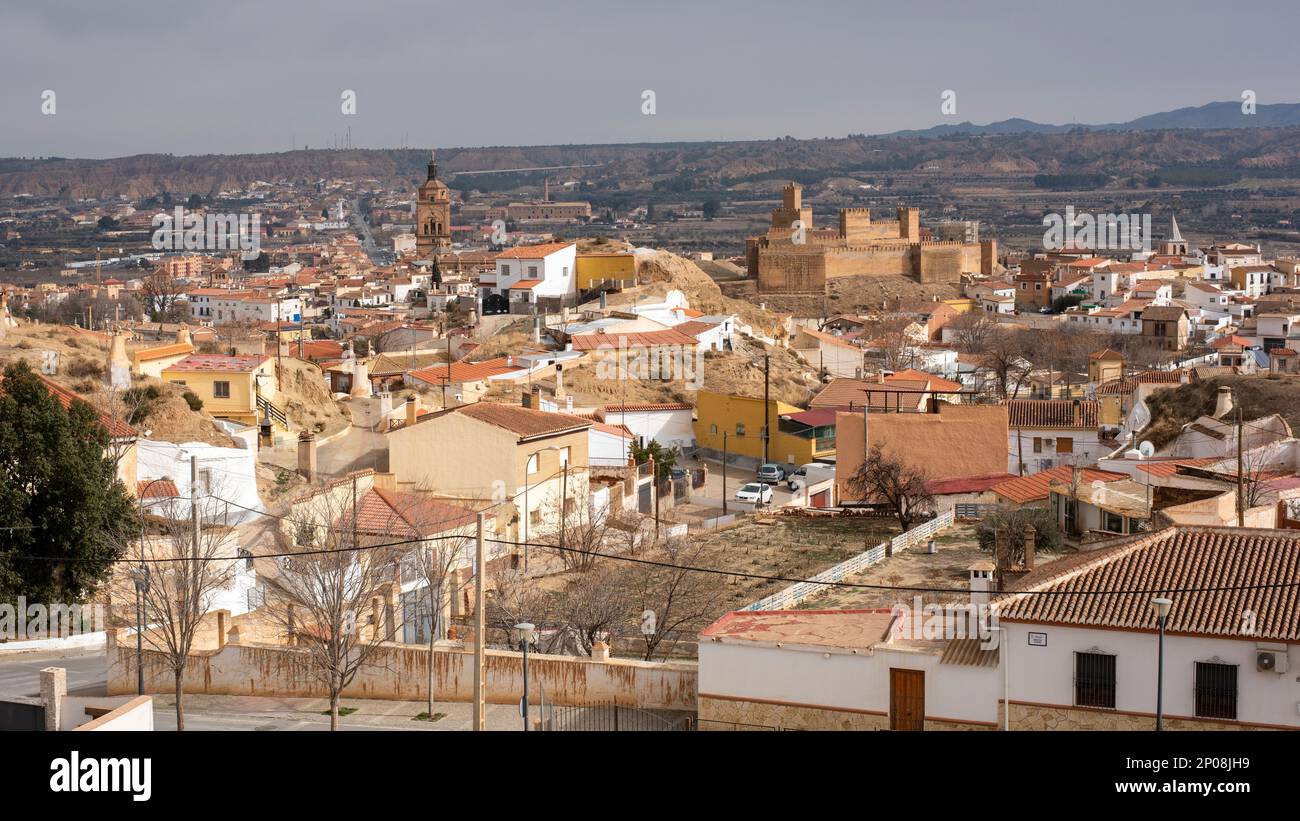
[1195,662,1237,720]
[1075,651,1116,708]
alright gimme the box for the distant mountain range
[888,101,1300,137]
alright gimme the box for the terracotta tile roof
[298,340,345,360]
[995,526,1300,641]
[780,408,839,428]
[672,320,721,338]
[508,279,543,290]
[797,327,859,350]
[138,479,179,499]
[589,421,634,438]
[165,354,269,373]
[1089,348,1125,360]
[1006,399,1099,429]
[133,342,194,362]
[408,357,524,386]
[494,242,574,259]
[600,402,693,413]
[433,401,591,439]
[991,465,1127,504]
[928,472,1018,495]
[886,368,962,392]
[336,488,477,538]
[569,330,698,351]
[1141,305,1187,322]
[1133,457,1220,478]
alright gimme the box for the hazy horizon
[3,0,1299,159]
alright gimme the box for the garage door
[811,490,829,508]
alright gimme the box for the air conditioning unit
[1256,650,1289,674]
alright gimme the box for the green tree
[629,439,679,480]
[0,361,135,603]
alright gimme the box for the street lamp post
[515,622,536,731]
[1151,597,1172,731]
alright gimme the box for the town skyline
[4,0,1300,158]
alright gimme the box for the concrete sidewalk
[150,692,529,731]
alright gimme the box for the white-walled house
[697,525,1300,730]
[598,402,695,451]
[1008,399,1110,474]
[993,526,1300,729]
[484,242,578,310]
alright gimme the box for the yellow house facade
[693,391,815,468]
[161,354,277,427]
[575,252,637,291]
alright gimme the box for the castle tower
[415,149,452,259]
[769,182,813,236]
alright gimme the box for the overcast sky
[2,0,1297,159]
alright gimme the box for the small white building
[599,402,695,451]
[484,242,578,309]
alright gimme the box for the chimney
[876,370,886,384]
[1214,385,1234,418]
[1022,525,1036,571]
[297,430,317,481]
[1071,398,1082,426]
[591,640,610,661]
[350,359,370,398]
[176,325,192,345]
[555,363,565,400]
[532,385,542,409]
[968,563,993,607]
[600,291,608,310]
[406,396,419,426]
[108,330,131,389]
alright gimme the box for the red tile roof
[569,330,699,351]
[995,526,1300,641]
[337,488,477,538]
[494,242,574,259]
[165,354,269,373]
[928,472,1018,495]
[1006,399,1099,429]
[991,466,1127,504]
[407,401,591,439]
[408,357,525,386]
[601,402,694,413]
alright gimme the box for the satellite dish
[1138,441,1155,458]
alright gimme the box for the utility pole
[190,455,201,559]
[722,432,728,515]
[1017,427,1024,476]
[275,302,283,391]
[351,476,359,554]
[1236,396,1245,527]
[762,353,770,465]
[649,455,659,536]
[473,512,485,731]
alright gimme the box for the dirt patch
[278,357,350,437]
[621,250,787,338]
[720,274,963,318]
[1143,373,1300,449]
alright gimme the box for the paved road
[0,647,107,697]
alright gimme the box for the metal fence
[741,510,955,612]
[540,701,695,731]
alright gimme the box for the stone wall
[1007,701,1277,731]
[699,694,995,731]
[106,629,697,711]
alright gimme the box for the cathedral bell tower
[415,149,452,258]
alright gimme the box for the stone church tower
[415,150,451,258]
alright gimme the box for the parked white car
[735,482,773,505]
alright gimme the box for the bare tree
[624,537,721,661]
[848,442,935,531]
[109,486,238,731]
[546,565,631,656]
[535,480,636,572]
[400,525,475,717]
[259,477,402,730]
[949,312,999,353]
[983,327,1034,400]
[141,267,187,322]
